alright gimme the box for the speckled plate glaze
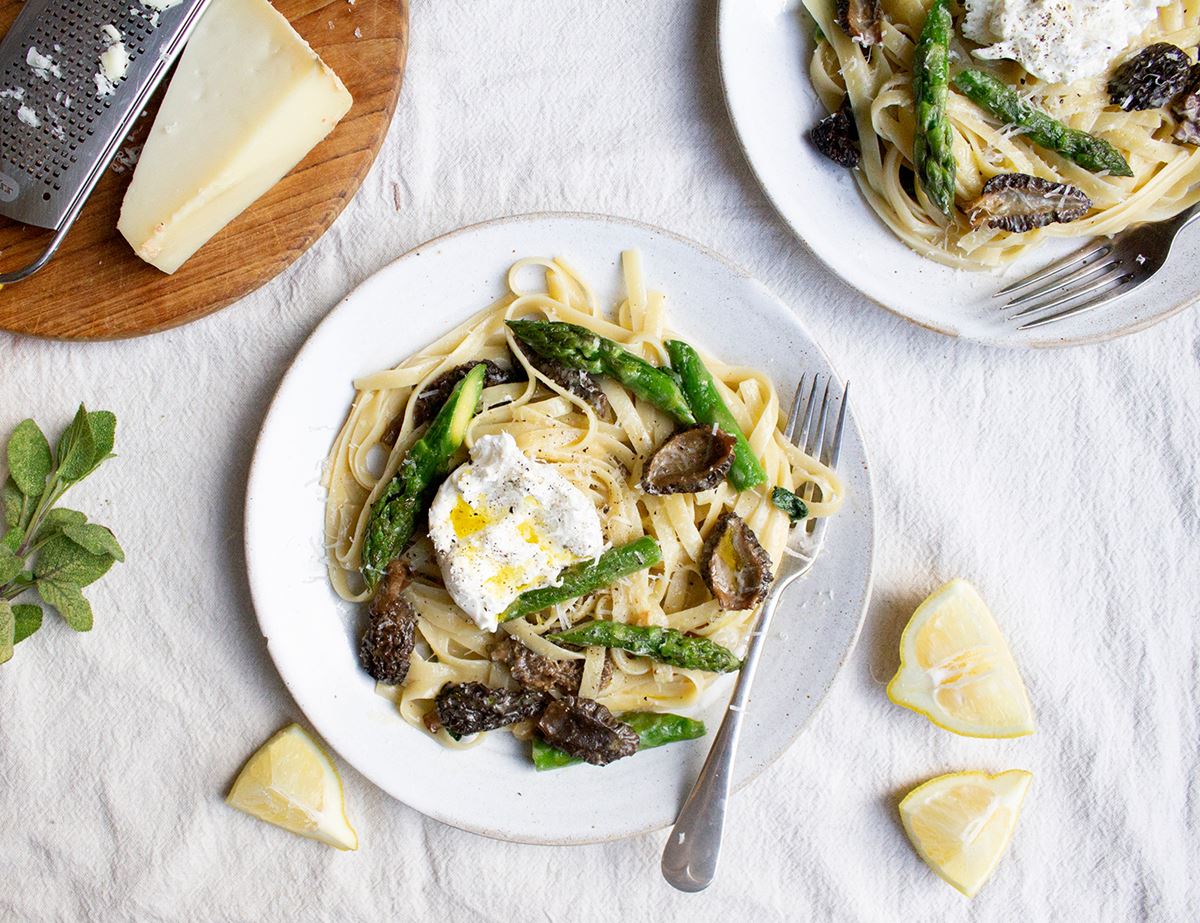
[718,0,1200,347]
[244,213,875,844]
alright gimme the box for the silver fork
[661,374,849,893]
[995,203,1200,330]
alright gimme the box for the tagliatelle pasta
[804,0,1200,267]
[322,252,845,746]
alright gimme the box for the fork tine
[1009,262,1126,319]
[784,374,807,441]
[1017,276,1138,330]
[794,375,821,451]
[794,377,828,535]
[994,241,1112,298]
[1012,266,1134,319]
[806,378,832,458]
[827,381,850,468]
[1005,257,1120,312]
[805,380,849,544]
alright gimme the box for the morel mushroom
[641,424,737,495]
[435,682,549,738]
[700,512,774,611]
[360,560,418,686]
[836,0,882,47]
[1108,43,1192,111]
[1172,64,1200,144]
[491,635,612,695]
[525,350,612,419]
[811,100,861,169]
[1175,119,1200,145]
[536,697,639,766]
[381,359,520,444]
[412,359,518,427]
[967,174,1091,234]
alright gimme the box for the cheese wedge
[118,0,352,274]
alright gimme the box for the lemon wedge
[887,579,1034,738]
[900,770,1031,897]
[226,724,358,850]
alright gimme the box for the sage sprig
[0,405,123,664]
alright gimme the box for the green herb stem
[1,574,35,601]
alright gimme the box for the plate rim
[243,210,877,844]
[714,0,1200,349]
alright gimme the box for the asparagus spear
[771,486,808,522]
[547,620,742,673]
[498,536,663,623]
[913,0,956,215]
[952,70,1134,176]
[507,320,695,425]
[361,363,487,591]
[664,340,766,491]
[532,712,707,770]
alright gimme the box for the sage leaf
[61,523,124,562]
[86,411,116,470]
[33,533,114,587]
[38,508,88,537]
[37,578,92,631]
[7,419,52,498]
[0,406,119,662]
[0,600,12,663]
[770,486,808,523]
[44,508,88,526]
[0,545,21,584]
[55,405,96,484]
[3,478,21,529]
[12,603,42,644]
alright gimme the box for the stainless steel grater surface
[0,0,213,281]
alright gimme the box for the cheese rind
[118,0,352,274]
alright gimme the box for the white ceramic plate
[244,213,875,844]
[718,0,1200,347]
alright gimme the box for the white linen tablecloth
[2,2,1198,920]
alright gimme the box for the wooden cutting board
[0,0,407,340]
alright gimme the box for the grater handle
[0,222,72,284]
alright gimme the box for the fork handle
[660,580,786,892]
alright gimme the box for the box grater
[0,0,214,283]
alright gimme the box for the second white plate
[718,0,1200,347]
[244,213,875,844]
